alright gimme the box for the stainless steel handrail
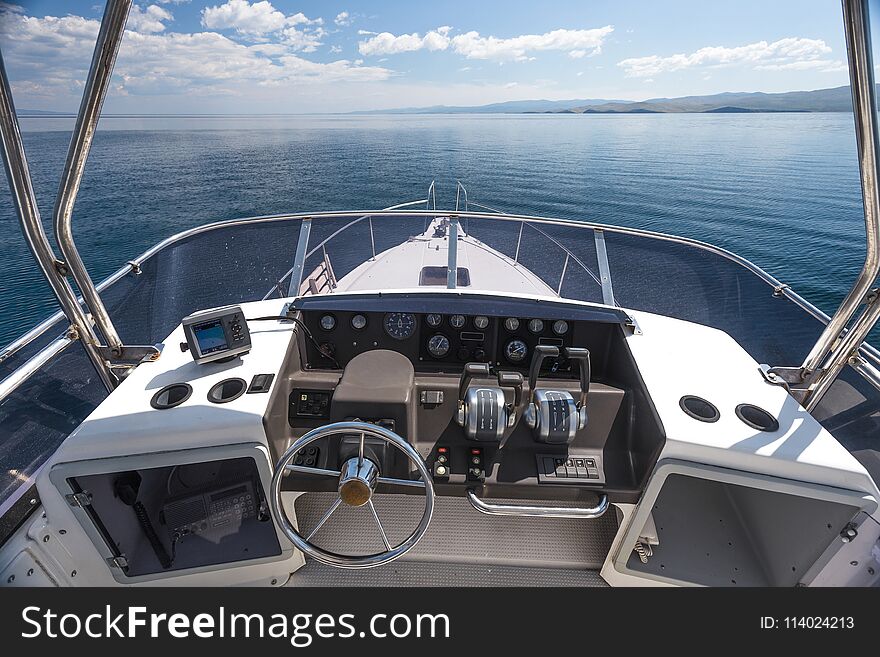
[801,0,880,409]
[11,207,880,369]
[52,0,130,359]
[0,336,73,401]
[455,180,468,212]
[800,0,880,379]
[468,200,604,292]
[7,208,880,406]
[0,53,116,392]
[263,198,432,300]
[466,489,609,518]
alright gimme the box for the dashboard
[301,309,580,374]
[272,292,665,505]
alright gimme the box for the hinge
[65,491,92,508]
[107,555,129,569]
[625,315,642,335]
[633,541,653,563]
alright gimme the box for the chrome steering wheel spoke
[270,421,435,569]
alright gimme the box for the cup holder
[679,395,720,423]
[735,404,779,432]
[208,378,247,404]
[150,383,193,410]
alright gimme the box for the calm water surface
[0,112,865,347]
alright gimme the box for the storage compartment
[55,450,283,581]
[623,470,864,586]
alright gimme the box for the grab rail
[468,200,604,294]
[466,489,609,519]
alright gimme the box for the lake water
[0,112,866,348]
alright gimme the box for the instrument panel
[301,310,576,372]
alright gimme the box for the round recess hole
[208,378,247,404]
[679,395,719,423]
[150,383,192,410]
[735,404,779,432]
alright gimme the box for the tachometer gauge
[426,313,443,327]
[427,334,450,358]
[383,313,417,340]
[528,318,544,334]
[505,339,528,363]
[319,314,336,331]
[504,317,520,332]
[552,320,569,336]
[473,315,489,330]
[449,314,466,329]
[351,314,367,330]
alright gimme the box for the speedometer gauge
[505,339,528,363]
[383,313,417,340]
[427,334,450,358]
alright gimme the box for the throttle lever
[563,347,591,408]
[528,345,560,393]
[458,362,491,403]
[497,370,524,427]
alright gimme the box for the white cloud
[451,27,614,61]
[0,6,392,105]
[127,5,173,34]
[201,0,319,36]
[359,26,451,56]
[330,44,342,53]
[618,37,840,77]
[335,11,350,27]
[358,25,613,62]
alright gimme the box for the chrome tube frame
[0,53,116,392]
[800,0,880,409]
[52,0,130,358]
[466,489,609,518]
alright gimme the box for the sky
[0,0,864,113]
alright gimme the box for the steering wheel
[270,421,435,569]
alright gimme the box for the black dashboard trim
[288,292,631,325]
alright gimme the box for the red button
[471,448,482,455]
[438,447,448,453]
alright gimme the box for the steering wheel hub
[338,457,378,507]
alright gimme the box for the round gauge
[504,317,520,332]
[474,315,490,330]
[552,320,569,336]
[319,314,336,331]
[528,318,545,334]
[426,313,443,328]
[350,314,367,330]
[427,334,450,358]
[449,314,466,329]
[383,313,417,340]
[505,339,528,363]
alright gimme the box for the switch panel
[290,389,332,420]
[433,446,450,479]
[467,447,485,482]
[536,453,604,485]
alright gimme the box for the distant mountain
[355,86,869,116]
[16,109,75,117]
[563,86,865,114]
[351,98,631,115]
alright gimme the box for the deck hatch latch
[107,556,129,570]
[65,491,92,508]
